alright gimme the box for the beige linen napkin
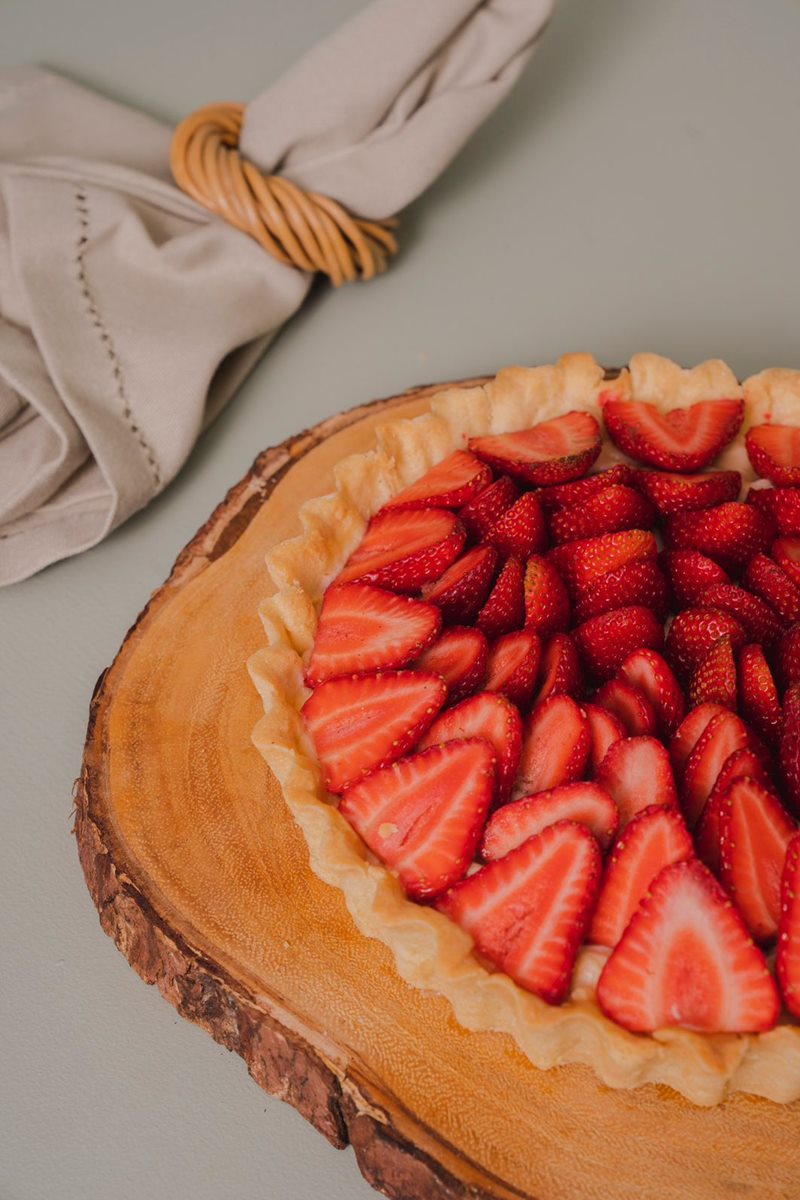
[0,0,553,586]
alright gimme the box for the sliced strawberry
[772,535,800,590]
[422,544,498,624]
[696,583,783,646]
[383,450,492,511]
[596,859,779,1033]
[595,736,679,828]
[548,485,657,545]
[601,395,744,472]
[438,821,602,1004]
[589,806,694,948]
[419,691,523,804]
[574,606,665,681]
[665,607,746,681]
[778,624,800,690]
[744,553,800,624]
[413,626,488,705]
[469,411,601,487]
[777,833,800,1017]
[665,503,775,574]
[338,508,465,590]
[339,740,494,901]
[617,648,686,738]
[573,559,669,623]
[688,636,737,711]
[747,485,800,535]
[306,584,442,687]
[695,749,776,874]
[660,549,730,608]
[593,678,658,737]
[536,464,639,511]
[738,643,782,748]
[516,695,590,797]
[550,529,658,594]
[523,554,570,636]
[302,670,447,793]
[485,492,548,559]
[534,632,583,704]
[746,423,800,487]
[458,475,519,541]
[681,710,752,828]
[583,703,627,772]
[636,469,741,515]
[481,782,619,859]
[475,555,525,639]
[669,702,727,778]
[779,685,800,818]
[484,629,541,710]
[718,777,797,942]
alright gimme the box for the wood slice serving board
[76,378,799,1200]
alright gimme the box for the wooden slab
[76,379,799,1200]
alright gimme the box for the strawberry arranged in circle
[660,549,730,608]
[523,554,571,636]
[669,702,727,779]
[665,502,775,574]
[484,628,541,710]
[476,555,525,639]
[574,605,664,680]
[485,491,548,559]
[573,559,669,623]
[419,691,522,804]
[548,485,656,545]
[697,583,783,646]
[423,543,498,624]
[516,695,590,797]
[536,463,639,510]
[550,528,658,594]
[481,782,619,860]
[744,553,800,624]
[601,395,744,472]
[718,778,797,942]
[338,508,465,590]
[534,632,583,703]
[772,535,800,590]
[696,750,777,874]
[746,423,800,487]
[470,411,602,486]
[616,648,686,738]
[413,626,488,705]
[688,635,737,711]
[593,678,657,738]
[459,475,519,540]
[636,470,741,516]
[738,643,782,748]
[384,450,492,511]
[665,607,746,681]
[583,703,626,772]
[747,484,800,534]
[595,736,679,828]
[777,833,800,1017]
[681,710,754,828]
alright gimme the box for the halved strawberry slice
[536,464,639,511]
[780,685,800,818]
[636,469,741,516]
[573,559,669,623]
[302,670,447,793]
[422,544,498,624]
[719,777,797,942]
[306,584,442,687]
[597,859,779,1033]
[593,678,657,737]
[534,632,583,704]
[669,702,727,778]
[601,395,744,472]
[338,508,465,590]
[383,450,492,511]
[481,782,619,859]
[746,423,800,486]
[550,529,658,594]
[696,583,783,646]
[772,535,800,590]
[777,833,800,1017]
[438,821,602,1004]
[516,695,590,797]
[779,626,800,690]
[688,636,737,711]
[583,703,626,772]
[459,475,519,540]
[617,648,686,738]
[595,736,679,828]
[574,606,665,681]
[548,485,657,545]
[660,549,730,608]
[419,691,523,804]
[413,626,488,705]
[665,503,775,574]
[523,554,571,636]
[476,555,525,639]
[738,643,782,748]
[469,411,601,487]
[665,607,746,681]
[485,628,541,710]
[589,806,694,948]
[747,484,800,535]
[681,710,752,828]
[339,739,495,901]
[695,749,776,874]
[485,492,548,559]
[744,553,800,625]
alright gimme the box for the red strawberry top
[300,387,800,1039]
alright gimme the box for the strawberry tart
[249,353,800,1107]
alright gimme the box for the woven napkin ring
[170,103,398,286]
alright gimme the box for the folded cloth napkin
[0,0,553,586]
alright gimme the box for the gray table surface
[3,1,800,1197]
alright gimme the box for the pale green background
[2,1,800,1198]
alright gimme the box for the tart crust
[248,353,800,1108]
